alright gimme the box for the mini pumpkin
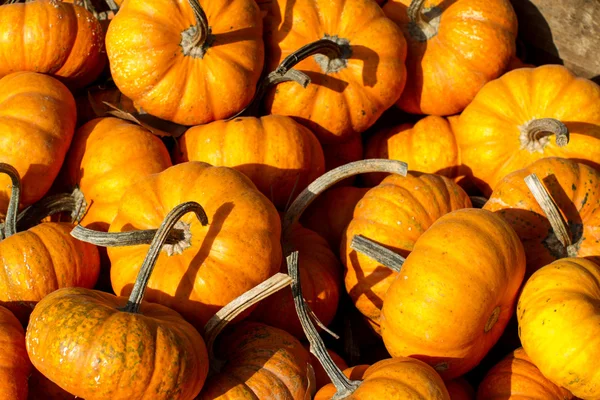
[0,306,31,400]
[446,378,474,400]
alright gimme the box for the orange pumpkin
[251,222,341,339]
[0,0,105,88]
[0,72,76,217]
[456,65,600,196]
[106,0,265,125]
[26,203,209,400]
[484,157,600,276]
[477,348,573,400]
[103,162,282,328]
[262,0,408,143]
[364,115,462,186]
[381,209,526,379]
[446,378,474,400]
[0,306,31,400]
[342,173,472,332]
[517,258,600,399]
[382,0,517,116]
[0,164,100,324]
[176,115,325,210]
[305,346,349,390]
[62,117,172,231]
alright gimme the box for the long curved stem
[282,159,407,399]
[407,0,437,41]
[71,225,187,247]
[0,163,21,239]
[13,187,87,231]
[526,118,569,147]
[275,40,345,76]
[119,202,208,313]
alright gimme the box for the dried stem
[526,118,569,147]
[350,235,404,273]
[0,163,21,239]
[70,223,189,247]
[470,196,488,209]
[407,0,438,41]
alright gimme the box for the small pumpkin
[0,72,76,217]
[342,172,472,331]
[0,305,31,400]
[380,209,526,379]
[0,0,105,88]
[261,0,408,143]
[305,346,349,391]
[382,0,518,116]
[364,115,462,186]
[446,378,474,400]
[517,258,600,399]
[477,348,573,400]
[26,203,209,400]
[456,65,600,196]
[106,0,265,125]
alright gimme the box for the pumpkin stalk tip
[407,0,439,41]
[0,163,21,239]
[350,235,405,273]
[181,0,213,58]
[520,118,570,152]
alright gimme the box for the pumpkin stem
[282,159,408,398]
[520,118,569,153]
[407,0,439,41]
[350,235,404,273]
[181,0,214,58]
[203,272,293,373]
[71,224,188,248]
[524,173,578,257]
[284,38,352,75]
[0,163,21,239]
[470,196,488,209]
[119,201,208,313]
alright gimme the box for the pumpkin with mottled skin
[262,0,407,143]
[477,348,573,400]
[446,378,474,400]
[26,287,208,400]
[199,322,315,399]
[484,157,600,276]
[381,209,526,379]
[383,0,517,116]
[0,0,105,88]
[517,258,600,399]
[456,65,600,196]
[0,306,31,400]
[109,162,282,328]
[0,72,76,217]
[176,115,325,210]
[342,173,471,332]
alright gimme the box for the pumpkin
[382,0,518,116]
[94,162,282,329]
[0,164,100,324]
[0,305,31,400]
[322,135,364,187]
[0,72,76,217]
[301,186,369,250]
[484,157,600,276]
[261,0,408,143]
[62,117,172,231]
[380,208,526,379]
[105,0,265,125]
[176,115,325,210]
[0,0,106,88]
[517,258,600,399]
[251,221,341,339]
[364,115,462,186]
[342,172,472,332]
[455,65,600,196]
[305,345,349,390]
[477,348,574,400]
[313,365,369,400]
[446,378,474,400]
[26,203,209,400]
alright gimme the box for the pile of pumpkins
[0,0,599,398]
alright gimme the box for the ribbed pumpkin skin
[456,65,600,196]
[484,157,600,275]
[262,0,407,143]
[199,322,314,400]
[0,306,31,400]
[383,0,517,116]
[105,0,264,125]
[301,186,369,250]
[26,287,208,400]
[364,116,461,186]
[252,223,341,339]
[315,358,450,400]
[0,0,106,88]
[0,223,100,324]
[108,162,282,328]
[381,209,526,380]
[446,378,474,400]
[342,173,472,332]
[517,258,600,399]
[0,72,76,217]
[62,117,173,231]
[176,115,325,210]
[477,348,573,400]
[305,346,349,390]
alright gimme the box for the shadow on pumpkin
[212,27,264,47]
